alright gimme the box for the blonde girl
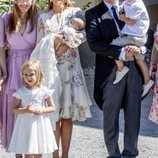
[8,60,57,158]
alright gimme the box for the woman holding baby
[34,0,92,158]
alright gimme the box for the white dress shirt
[121,0,150,37]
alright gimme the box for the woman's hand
[55,44,70,57]
[155,36,158,44]
[54,34,63,49]
[0,73,7,87]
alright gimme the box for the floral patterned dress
[35,7,92,121]
[148,24,158,123]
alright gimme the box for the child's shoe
[141,80,155,98]
[113,66,129,84]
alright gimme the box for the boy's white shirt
[121,0,150,37]
[103,0,147,60]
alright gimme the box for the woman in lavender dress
[0,16,7,91]
[0,0,38,154]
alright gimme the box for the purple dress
[0,13,38,149]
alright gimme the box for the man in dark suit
[85,0,149,157]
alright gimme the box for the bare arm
[0,16,7,86]
[55,44,70,57]
[13,98,35,114]
[33,96,56,115]
[36,16,45,45]
[44,96,56,113]
[0,47,7,86]
[119,13,136,26]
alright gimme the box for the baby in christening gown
[54,17,85,56]
[31,16,90,123]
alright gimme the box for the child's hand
[119,12,126,22]
[26,105,36,114]
[33,107,44,115]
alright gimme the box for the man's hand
[124,45,141,59]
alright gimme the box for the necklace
[20,18,27,25]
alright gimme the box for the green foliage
[82,1,92,11]
[0,0,12,15]
[0,0,49,14]
[35,0,48,11]
[0,0,93,15]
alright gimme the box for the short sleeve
[36,15,46,44]
[43,87,54,99]
[12,88,22,99]
[0,16,4,47]
[125,4,142,20]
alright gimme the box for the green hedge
[0,0,93,14]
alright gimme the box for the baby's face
[68,18,84,31]
[68,19,79,30]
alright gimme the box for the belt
[8,49,33,58]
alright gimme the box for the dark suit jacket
[85,1,154,110]
[85,1,123,110]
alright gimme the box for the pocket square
[101,12,112,20]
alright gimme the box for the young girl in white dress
[8,60,57,158]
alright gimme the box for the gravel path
[1,68,158,158]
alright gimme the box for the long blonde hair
[8,3,37,34]
[22,60,44,88]
[48,0,73,11]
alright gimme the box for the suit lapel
[98,1,119,38]
[97,1,113,22]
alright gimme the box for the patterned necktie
[111,6,124,30]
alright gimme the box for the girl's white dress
[31,7,92,122]
[8,86,57,154]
